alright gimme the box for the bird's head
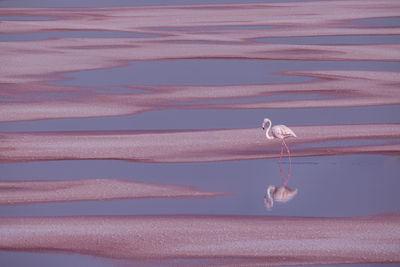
[262,118,270,130]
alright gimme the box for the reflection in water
[264,185,298,209]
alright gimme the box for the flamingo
[263,185,298,209]
[262,118,297,186]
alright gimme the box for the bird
[262,118,297,186]
[263,185,298,209]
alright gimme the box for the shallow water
[0,251,398,267]
[1,0,399,266]
[1,155,399,217]
[53,60,400,87]
[1,106,399,132]
[0,31,158,42]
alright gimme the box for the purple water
[1,154,399,217]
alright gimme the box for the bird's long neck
[266,185,275,207]
[264,119,274,140]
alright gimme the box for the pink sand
[1,39,399,84]
[1,1,398,35]
[0,179,226,205]
[1,0,399,122]
[1,1,399,81]
[1,70,399,122]
[0,213,399,265]
[1,124,399,163]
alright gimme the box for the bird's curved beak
[262,127,264,130]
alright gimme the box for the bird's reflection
[264,185,298,210]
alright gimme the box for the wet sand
[0,179,226,205]
[1,213,399,266]
[0,124,399,163]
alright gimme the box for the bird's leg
[283,139,291,186]
[278,140,285,184]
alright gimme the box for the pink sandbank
[0,213,399,265]
[1,124,399,163]
[1,70,399,122]
[0,179,226,205]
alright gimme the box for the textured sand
[1,0,399,122]
[0,179,226,205]
[0,213,399,265]
[1,124,399,163]
[1,70,400,122]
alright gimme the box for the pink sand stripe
[0,179,227,205]
[1,70,399,122]
[1,124,399,163]
[0,213,399,265]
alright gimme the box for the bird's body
[262,118,297,186]
[262,118,297,140]
[270,124,297,140]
